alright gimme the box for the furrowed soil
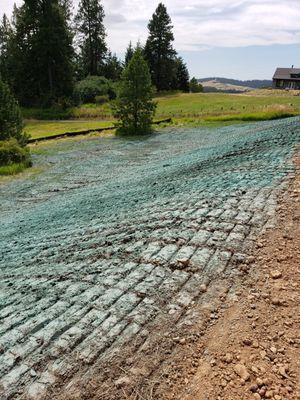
[0,118,299,399]
[137,151,300,400]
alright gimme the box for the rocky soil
[127,151,300,400]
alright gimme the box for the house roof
[273,67,300,81]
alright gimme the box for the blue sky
[2,0,300,80]
[180,44,300,80]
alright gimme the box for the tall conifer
[124,41,134,66]
[175,57,190,92]
[144,3,177,91]
[75,0,107,76]
[8,0,74,106]
[113,49,156,135]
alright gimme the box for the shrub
[22,107,72,120]
[74,76,117,104]
[0,79,28,145]
[0,138,32,167]
[95,94,110,105]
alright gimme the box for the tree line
[0,1,191,108]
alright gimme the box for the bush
[95,94,110,105]
[0,138,32,167]
[22,107,72,120]
[0,79,27,145]
[74,76,117,104]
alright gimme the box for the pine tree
[37,0,74,104]
[0,14,13,84]
[9,0,74,106]
[189,77,203,93]
[174,57,190,92]
[0,77,25,144]
[124,41,134,66]
[144,3,177,91]
[75,0,107,77]
[113,49,156,135]
[102,51,123,81]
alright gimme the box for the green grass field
[25,120,113,139]
[24,90,300,140]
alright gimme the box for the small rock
[271,270,282,279]
[234,364,250,381]
[265,390,273,398]
[260,350,267,359]
[249,384,258,392]
[278,366,289,379]
[251,366,259,374]
[258,387,266,397]
[220,379,227,388]
[224,353,233,364]
[243,338,253,346]
[271,298,282,306]
[253,393,261,400]
[115,376,132,388]
[199,284,207,293]
[256,378,264,387]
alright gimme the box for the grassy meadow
[26,120,113,140]
[24,90,300,140]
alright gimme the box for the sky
[1,0,300,80]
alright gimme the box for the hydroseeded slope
[0,118,299,398]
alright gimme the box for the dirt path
[146,151,300,400]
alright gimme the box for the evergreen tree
[124,41,134,66]
[0,77,25,145]
[0,77,31,168]
[113,49,156,135]
[0,14,13,84]
[38,0,74,104]
[59,0,73,21]
[10,0,74,106]
[102,51,123,81]
[144,3,177,91]
[189,77,203,93]
[75,0,107,76]
[174,57,190,92]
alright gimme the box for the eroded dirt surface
[0,119,299,399]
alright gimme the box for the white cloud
[2,0,300,52]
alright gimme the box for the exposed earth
[0,118,299,399]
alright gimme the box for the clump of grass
[204,111,298,123]
[0,162,29,176]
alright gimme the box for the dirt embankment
[152,152,300,400]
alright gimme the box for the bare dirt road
[0,118,299,399]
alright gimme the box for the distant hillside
[199,77,272,89]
